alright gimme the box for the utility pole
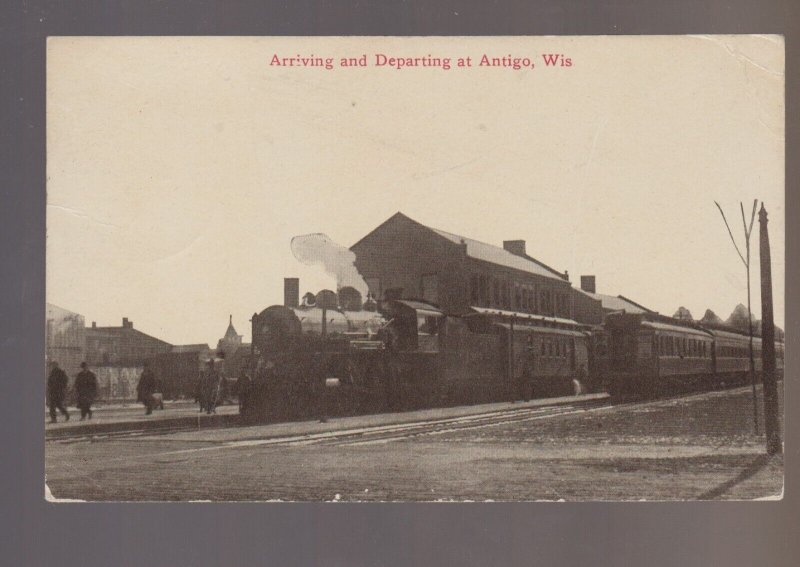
[758,204,781,454]
[715,200,759,435]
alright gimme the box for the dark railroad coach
[241,293,595,424]
[602,312,785,397]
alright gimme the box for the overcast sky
[47,36,785,344]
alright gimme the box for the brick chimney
[122,317,133,329]
[580,275,596,294]
[91,321,96,328]
[284,277,300,308]
[503,240,526,257]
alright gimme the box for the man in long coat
[235,371,252,414]
[46,361,70,423]
[74,362,98,420]
[136,363,157,415]
[201,359,222,415]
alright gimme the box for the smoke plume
[290,233,369,298]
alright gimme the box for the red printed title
[269,53,572,71]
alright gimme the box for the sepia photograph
[45,35,785,501]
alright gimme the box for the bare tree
[715,199,759,435]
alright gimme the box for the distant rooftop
[581,291,653,314]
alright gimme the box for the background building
[45,303,86,382]
[84,317,172,401]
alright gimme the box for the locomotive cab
[381,300,443,353]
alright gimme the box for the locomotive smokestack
[580,275,596,294]
[284,278,300,308]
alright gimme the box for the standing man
[236,371,252,414]
[202,359,220,415]
[46,361,70,423]
[136,363,157,415]
[74,362,98,420]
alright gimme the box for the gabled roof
[46,303,83,320]
[429,227,566,280]
[581,291,653,314]
[353,212,566,281]
[86,324,172,346]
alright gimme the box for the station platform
[45,401,240,438]
[45,392,608,440]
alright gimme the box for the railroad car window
[418,316,440,336]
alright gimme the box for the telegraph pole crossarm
[715,200,759,435]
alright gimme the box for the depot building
[350,212,607,326]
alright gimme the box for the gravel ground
[45,385,783,501]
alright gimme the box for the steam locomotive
[242,287,594,423]
[240,286,784,424]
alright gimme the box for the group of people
[46,361,98,422]
[46,360,159,422]
[195,359,228,415]
[47,358,250,423]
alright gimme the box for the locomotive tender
[241,286,784,423]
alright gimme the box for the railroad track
[212,387,749,451]
[47,387,747,450]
